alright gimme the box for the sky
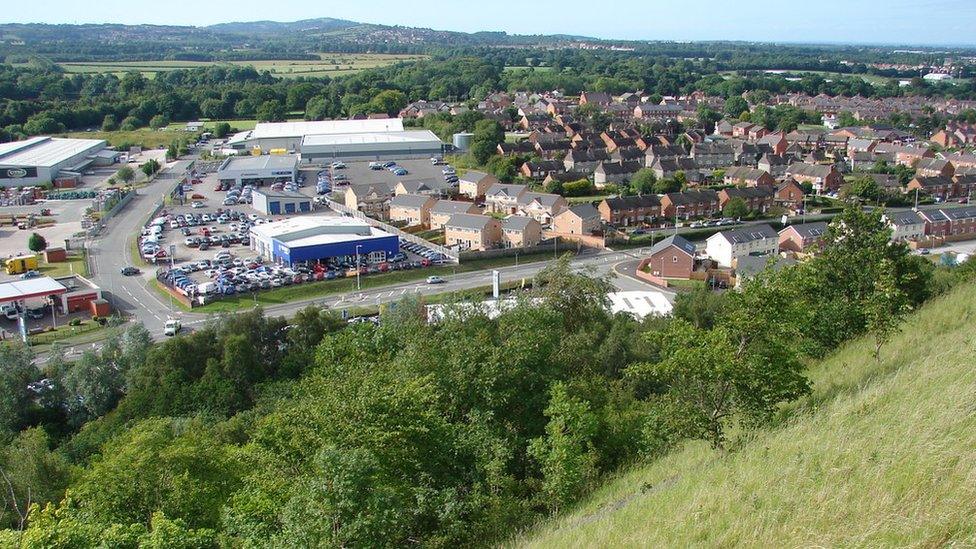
[2,0,975,46]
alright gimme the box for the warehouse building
[225,118,444,162]
[252,188,312,216]
[299,129,443,162]
[250,216,399,266]
[0,136,108,188]
[216,154,298,187]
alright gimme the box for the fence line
[322,198,460,263]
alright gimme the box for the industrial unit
[250,216,399,266]
[0,136,108,187]
[299,129,443,162]
[252,188,312,216]
[215,154,298,186]
[225,118,444,162]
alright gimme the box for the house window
[672,255,678,263]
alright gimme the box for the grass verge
[37,252,89,278]
[174,250,565,314]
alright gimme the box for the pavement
[59,153,672,359]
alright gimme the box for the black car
[120,266,141,276]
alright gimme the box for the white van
[197,282,217,295]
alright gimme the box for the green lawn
[36,252,89,278]
[518,281,976,547]
[664,278,706,290]
[174,250,565,314]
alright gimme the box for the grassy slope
[518,282,976,548]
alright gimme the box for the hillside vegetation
[519,281,976,547]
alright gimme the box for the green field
[518,281,976,547]
[720,69,892,86]
[44,53,427,79]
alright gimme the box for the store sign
[0,167,35,179]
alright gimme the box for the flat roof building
[0,136,107,187]
[300,130,443,162]
[250,215,399,266]
[225,118,443,162]
[216,154,298,186]
[251,188,312,216]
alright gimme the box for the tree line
[1,204,973,546]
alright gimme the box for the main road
[80,156,672,342]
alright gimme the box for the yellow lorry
[4,254,38,275]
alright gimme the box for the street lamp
[355,244,363,291]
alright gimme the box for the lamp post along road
[355,244,363,291]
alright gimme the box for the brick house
[388,194,437,227]
[429,200,481,230]
[650,156,699,179]
[660,190,720,219]
[757,153,797,178]
[517,192,568,224]
[914,157,955,178]
[718,186,775,214]
[580,91,612,106]
[593,161,642,186]
[775,178,806,209]
[552,203,601,235]
[723,166,775,188]
[564,149,610,174]
[484,183,528,215]
[691,141,734,169]
[458,170,500,200]
[778,221,828,253]
[500,216,543,248]
[907,176,956,199]
[444,213,502,251]
[344,182,394,220]
[645,234,697,279]
[597,195,661,226]
[785,162,844,195]
[520,160,565,180]
[917,206,976,239]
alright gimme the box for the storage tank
[452,132,474,152]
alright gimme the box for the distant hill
[205,17,361,35]
[518,282,976,547]
[0,17,607,62]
